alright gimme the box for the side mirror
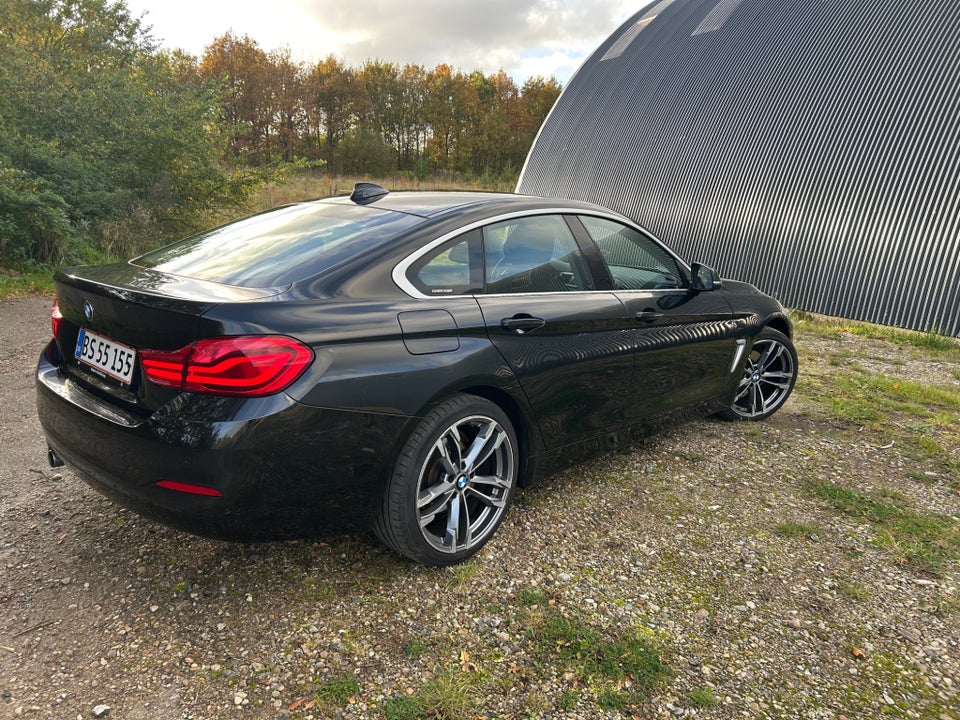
[690,263,722,291]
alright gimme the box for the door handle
[501,315,546,334]
[635,310,664,323]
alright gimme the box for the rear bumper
[36,347,415,541]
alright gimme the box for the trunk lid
[52,262,284,413]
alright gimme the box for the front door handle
[635,310,664,323]
[501,314,546,334]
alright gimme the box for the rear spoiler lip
[55,263,288,305]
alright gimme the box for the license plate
[74,329,137,385]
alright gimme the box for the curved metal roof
[518,0,960,336]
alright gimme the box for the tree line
[201,34,562,178]
[0,0,561,268]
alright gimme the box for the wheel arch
[456,384,542,488]
[762,313,793,338]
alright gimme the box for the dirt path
[0,296,58,514]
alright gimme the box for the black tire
[719,327,798,421]
[374,394,519,566]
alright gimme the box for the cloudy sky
[123,0,643,84]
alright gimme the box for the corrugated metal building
[517,0,960,336]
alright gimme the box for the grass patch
[597,689,626,710]
[403,639,429,658]
[792,311,959,352]
[529,607,669,710]
[855,374,957,413]
[446,558,482,590]
[555,690,579,710]
[813,482,960,574]
[793,326,960,487]
[383,696,422,720]
[837,581,872,601]
[517,587,550,607]
[774,521,818,539]
[301,575,337,603]
[415,665,481,720]
[689,687,719,708]
[819,371,960,428]
[829,652,952,719]
[314,676,360,705]
[0,270,54,298]
[813,483,901,523]
[382,664,485,720]
[799,365,960,436]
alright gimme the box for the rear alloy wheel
[375,394,518,565]
[722,327,798,421]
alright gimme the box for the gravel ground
[1,296,958,720]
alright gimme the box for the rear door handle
[501,315,546,334]
[635,310,664,323]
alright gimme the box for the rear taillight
[141,336,314,397]
[51,299,62,339]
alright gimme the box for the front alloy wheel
[724,327,798,421]
[375,394,518,565]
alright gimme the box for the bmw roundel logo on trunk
[82,299,94,322]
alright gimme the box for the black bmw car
[36,184,797,565]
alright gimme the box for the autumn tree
[357,61,402,158]
[199,32,274,163]
[424,64,475,171]
[270,48,305,163]
[397,63,429,171]
[517,76,561,150]
[305,55,364,171]
[463,70,521,175]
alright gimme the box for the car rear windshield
[133,202,423,288]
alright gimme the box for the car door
[574,215,745,422]
[473,214,634,448]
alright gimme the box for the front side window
[484,215,592,294]
[579,216,682,290]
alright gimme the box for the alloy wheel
[415,414,515,554]
[731,336,796,419]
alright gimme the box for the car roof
[322,190,617,219]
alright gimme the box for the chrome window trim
[392,207,691,300]
[612,288,689,296]
[477,289,625,299]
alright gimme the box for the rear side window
[135,202,423,288]
[407,230,483,296]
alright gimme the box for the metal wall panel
[518,0,960,336]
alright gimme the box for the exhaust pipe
[48,447,65,468]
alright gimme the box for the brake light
[51,299,62,339]
[141,336,314,397]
